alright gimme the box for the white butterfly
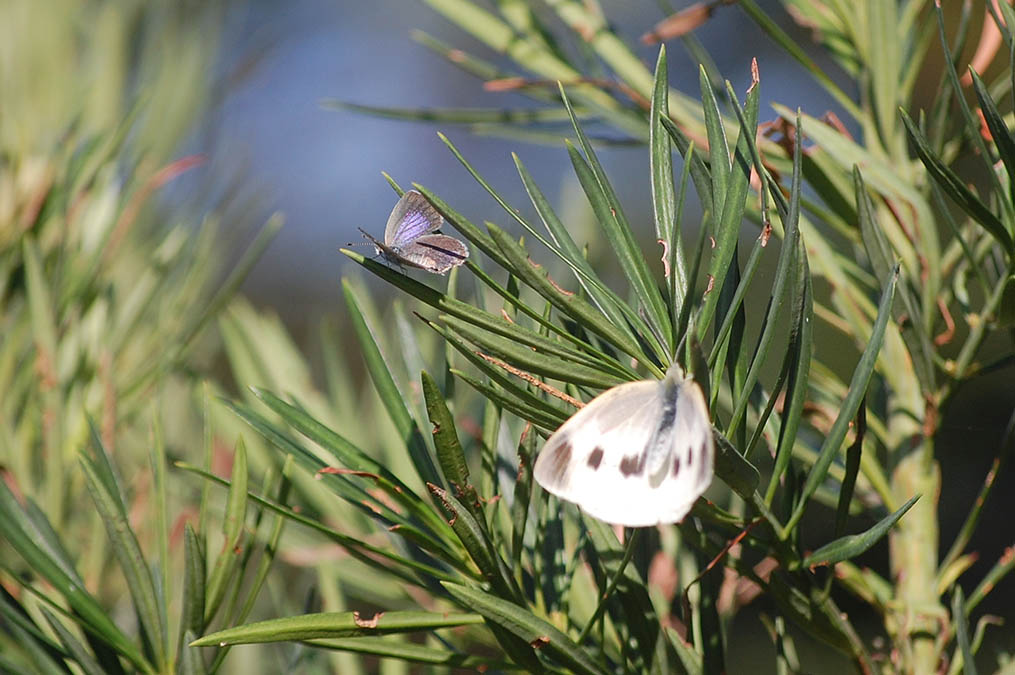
[533,365,714,527]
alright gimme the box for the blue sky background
[180,1,848,320]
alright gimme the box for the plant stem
[888,442,946,674]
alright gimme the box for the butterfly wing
[384,190,443,245]
[396,234,469,274]
[648,376,714,524]
[534,375,713,527]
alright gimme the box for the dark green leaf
[560,85,671,354]
[192,611,484,646]
[309,636,520,669]
[428,483,522,603]
[712,431,761,500]
[442,582,610,675]
[952,587,978,675]
[803,495,919,568]
[343,280,443,488]
[485,222,647,365]
[421,371,476,505]
[40,607,106,675]
[901,110,1013,255]
[854,167,936,391]
[442,315,626,388]
[650,46,687,311]
[80,450,168,667]
[204,438,248,626]
[787,267,898,532]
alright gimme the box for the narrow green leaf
[660,117,713,214]
[834,400,865,538]
[179,524,206,659]
[666,628,703,675]
[511,426,536,567]
[579,517,661,668]
[428,483,522,603]
[712,431,761,500]
[650,45,687,315]
[342,248,631,374]
[176,461,460,585]
[80,450,167,667]
[764,574,855,654]
[325,99,571,124]
[973,70,1015,180]
[787,267,898,532]
[699,65,731,218]
[421,371,475,502]
[442,582,610,675]
[766,247,813,502]
[204,438,247,624]
[803,495,919,568]
[854,167,936,391]
[198,384,213,548]
[39,607,106,675]
[149,405,169,641]
[22,497,87,590]
[725,109,801,438]
[84,419,128,517]
[866,0,899,144]
[21,237,59,371]
[0,484,145,669]
[343,279,443,488]
[192,611,484,646]
[512,152,641,347]
[309,636,520,669]
[670,140,695,347]
[735,0,862,119]
[233,466,291,628]
[248,388,430,510]
[697,75,759,336]
[223,397,414,528]
[485,222,649,367]
[900,110,1013,255]
[441,315,626,388]
[932,3,1015,227]
[952,587,978,675]
[560,85,671,352]
[5,618,69,675]
[451,369,565,432]
[178,631,205,675]
[0,589,66,665]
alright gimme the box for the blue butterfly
[359,190,469,275]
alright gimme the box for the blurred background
[183,0,848,324]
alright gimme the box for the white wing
[534,373,713,527]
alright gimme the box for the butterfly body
[533,366,714,527]
[362,190,469,275]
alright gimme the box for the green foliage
[4,1,1014,674]
[0,2,284,673]
[203,2,1014,674]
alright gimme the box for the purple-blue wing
[384,190,443,245]
[397,234,469,275]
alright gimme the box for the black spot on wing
[547,440,573,477]
[619,453,646,477]
[698,439,710,482]
[587,447,604,469]
[671,455,681,477]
